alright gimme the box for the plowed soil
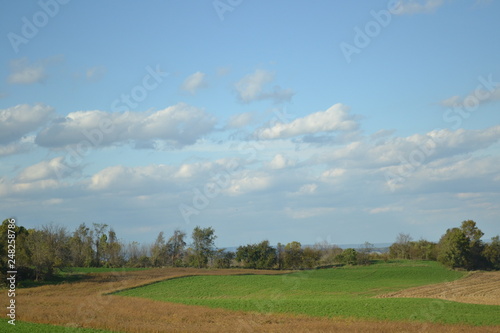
[2,268,499,332]
[377,271,500,305]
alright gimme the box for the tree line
[1,218,498,283]
[388,220,500,270]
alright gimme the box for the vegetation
[1,320,117,333]
[115,260,499,326]
[1,218,499,286]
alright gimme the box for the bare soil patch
[377,271,500,305]
[2,268,499,332]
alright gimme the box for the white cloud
[234,69,294,103]
[180,72,208,94]
[89,164,176,192]
[16,157,67,182]
[8,58,47,84]
[35,102,216,149]
[224,172,272,196]
[292,183,318,196]
[440,86,500,108]
[393,0,446,15]
[320,125,500,170]
[0,104,54,144]
[254,103,358,140]
[267,154,295,169]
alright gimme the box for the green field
[116,261,500,326]
[1,320,118,333]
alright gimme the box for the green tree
[191,226,217,268]
[302,246,321,269]
[357,242,374,265]
[214,249,235,268]
[409,239,437,260]
[69,223,94,267]
[0,218,31,283]
[283,241,303,269]
[26,224,69,280]
[483,236,500,270]
[437,228,470,268]
[389,233,413,259]
[105,228,123,267]
[336,248,358,265]
[276,242,285,270]
[236,240,276,269]
[460,220,486,270]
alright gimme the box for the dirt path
[377,271,500,305]
[2,268,499,332]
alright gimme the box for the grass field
[115,260,500,326]
[1,319,117,332]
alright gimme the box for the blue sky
[1,0,499,247]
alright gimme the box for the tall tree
[150,231,167,267]
[191,226,217,268]
[69,223,94,267]
[389,233,413,259]
[92,223,109,267]
[483,236,500,270]
[437,228,470,268]
[166,229,186,267]
[283,241,303,269]
[26,224,69,280]
[460,220,486,270]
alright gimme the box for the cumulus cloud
[318,125,500,171]
[16,157,69,182]
[35,102,216,149]
[234,69,294,104]
[180,71,208,94]
[0,104,54,144]
[254,103,358,140]
[393,0,446,15]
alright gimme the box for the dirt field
[378,271,500,306]
[3,268,499,333]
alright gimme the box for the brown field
[378,271,500,306]
[2,268,500,333]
